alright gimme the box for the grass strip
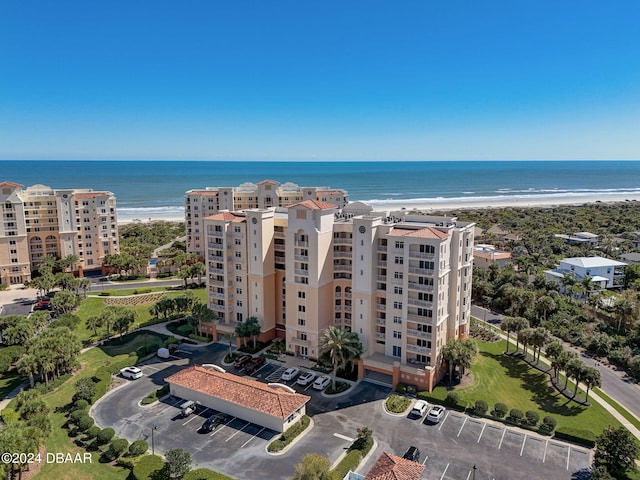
[594,388,640,432]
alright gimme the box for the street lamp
[472,465,477,480]
[151,425,158,455]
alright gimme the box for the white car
[281,367,300,381]
[426,405,446,423]
[296,371,316,386]
[312,376,331,390]
[410,400,429,418]
[120,366,143,380]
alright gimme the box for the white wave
[118,206,185,215]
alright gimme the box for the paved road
[471,304,640,422]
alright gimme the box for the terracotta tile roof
[75,192,109,199]
[388,227,448,239]
[205,211,245,222]
[257,179,280,185]
[289,199,337,210]
[364,452,425,480]
[190,190,219,197]
[0,181,23,188]
[165,366,310,419]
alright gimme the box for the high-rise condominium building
[184,179,348,259]
[194,189,474,392]
[0,181,119,284]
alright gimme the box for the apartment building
[184,180,349,258]
[198,197,474,392]
[0,181,119,284]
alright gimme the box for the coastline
[116,194,640,225]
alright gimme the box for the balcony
[407,282,433,292]
[294,241,308,247]
[333,251,352,259]
[344,319,352,326]
[210,304,227,312]
[295,268,309,276]
[376,245,387,252]
[377,275,387,282]
[409,251,435,259]
[334,264,351,272]
[406,328,431,339]
[209,292,230,300]
[295,254,309,261]
[408,298,432,308]
[408,267,434,275]
[290,337,310,347]
[376,317,386,325]
[208,267,225,275]
[274,243,286,251]
[406,344,429,354]
[375,332,386,340]
[333,237,351,245]
[376,304,386,311]
[344,292,352,299]
[344,305,352,312]
[210,230,224,237]
[407,313,432,322]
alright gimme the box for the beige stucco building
[184,179,348,259]
[194,188,474,392]
[0,181,119,284]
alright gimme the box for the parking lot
[92,341,593,480]
[384,409,591,480]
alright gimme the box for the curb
[265,417,314,456]
[381,395,414,417]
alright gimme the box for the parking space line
[241,427,265,448]
[142,365,161,371]
[251,364,270,377]
[304,383,314,391]
[542,439,549,463]
[520,435,527,456]
[466,469,473,480]
[438,411,450,431]
[225,421,249,442]
[477,422,486,443]
[421,455,428,465]
[498,428,506,449]
[210,416,236,436]
[566,446,571,470]
[182,408,209,426]
[457,416,468,437]
[439,463,449,480]
[333,433,355,442]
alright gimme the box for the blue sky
[1,1,639,160]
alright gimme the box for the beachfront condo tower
[0,181,119,284]
[188,181,474,392]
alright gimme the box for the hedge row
[554,427,597,448]
[267,415,311,452]
[331,450,362,480]
[141,384,170,405]
[92,357,138,402]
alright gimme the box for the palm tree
[441,339,462,385]
[535,295,556,323]
[545,340,564,378]
[512,317,530,352]
[457,339,478,376]
[319,326,363,390]
[566,358,585,394]
[532,327,551,362]
[223,331,237,358]
[60,254,79,274]
[500,317,515,352]
[557,350,578,389]
[519,327,535,356]
[582,367,601,402]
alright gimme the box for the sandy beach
[116,193,640,225]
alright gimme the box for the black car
[201,413,228,432]
[244,355,266,374]
[403,446,420,463]
[233,354,253,368]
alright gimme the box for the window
[298,318,306,326]
[417,308,432,318]
[393,286,403,295]
[395,241,404,249]
[394,271,403,279]
[298,291,306,298]
[298,305,306,312]
[235,276,242,282]
[236,288,242,294]
[236,301,243,307]
[392,346,402,357]
[235,238,241,245]
[235,264,241,270]
[299,332,307,341]
[393,316,402,324]
[393,301,403,309]
[395,256,403,265]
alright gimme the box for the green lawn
[428,340,622,436]
[0,368,25,399]
[34,347,133,480]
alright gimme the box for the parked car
[244,356,266,374]
[312,376,331,390]
[403,446,420,463]
[296,371,316,386]
[180,400,198,417]
[410,400,429,418]
[426,405,446,423]
[281,367,300,381]
[233,354,253,368]
[33,300,51,311]
[201,413,228,432]
[120,366,143,380]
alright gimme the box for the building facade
[185,180,349,258]
[0,181,119,284]
[196,193,474,392]
[544,256,627,290]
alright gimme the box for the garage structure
[165,365,310,432]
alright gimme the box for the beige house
[185,180,348,259]
[195,189,474,392]
[0,181,119,284]
[473,244,512,269]
[165,365,309,432]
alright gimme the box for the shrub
[134,287,152,295]
[77,415,95,432]
[540,416,557,434]
[128,440,149,457]
[325,381,350,395]
[97,427,115,445]
[188,333,210,343]
[395,382,408,394]
[183,469,230,480]
[267,415,311,452]
[473,400,488,416]
[1,408,20,425]
[132,455,165,480]
[525,410,540,427]
[385,394,411,413]
[492,402,508,418]
[331,449,362,480]
[0,282,9,291]
[444,391,459,407]
[85,425,101,440]
[73,399,90,411]
[69,409,87,424]
[508,409,524,423]
[105,438,129,461]
[99,290,114,296]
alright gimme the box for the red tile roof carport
[364,452,426,480]
[165,366,310,419]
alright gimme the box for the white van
[180,400,198,417]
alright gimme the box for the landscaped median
[266,415,312,454]
[329,427,375,480]
[383,393,411,415]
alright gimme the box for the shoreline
[116,194,640,225]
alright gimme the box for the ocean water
[1,160,640,220]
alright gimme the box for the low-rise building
[544,256,627,289]
[344,452,425,480]
[473,244,512,269]
[554,231,599,246]
[165,365,310,432]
